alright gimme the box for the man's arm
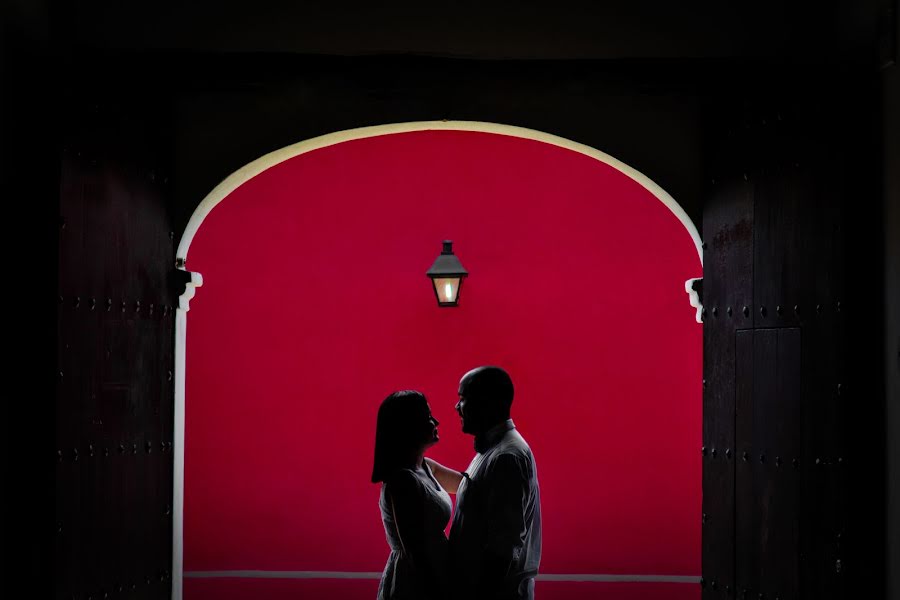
[477,453,529,599]
[424,457,464,494]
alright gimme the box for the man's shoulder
[499,429,533,457]
[489,432,536,471]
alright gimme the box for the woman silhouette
[372,391,460,600]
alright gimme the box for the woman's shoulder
[383,468,424,495]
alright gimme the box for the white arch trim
[171,121,704,600]
[176,121,703,265]
[172,270,202,600]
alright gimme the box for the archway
[173,122,703,600]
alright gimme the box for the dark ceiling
[4,0,890,62]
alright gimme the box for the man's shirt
[449,419,542,600]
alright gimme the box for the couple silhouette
[372,366,542,600]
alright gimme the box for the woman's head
[371,390,440,483]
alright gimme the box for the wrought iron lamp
[426,240,468,307]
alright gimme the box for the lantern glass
[432,277,462,305]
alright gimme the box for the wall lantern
[426,240,468,307]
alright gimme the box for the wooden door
[701,75,883,600]
[56,97,180,600]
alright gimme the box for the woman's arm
[424,457,464,494]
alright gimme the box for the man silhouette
[448,366,542,600]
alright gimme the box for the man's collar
[474,419,515,453]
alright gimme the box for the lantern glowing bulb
[426,240,468,307]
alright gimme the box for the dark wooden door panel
[735,328,801,600]
[701,174,755,599]
[752,169,810,329]
[56,103,176,600]
[701,88,865,600]
[734,329,758,598]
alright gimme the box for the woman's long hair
[371,390,428,483]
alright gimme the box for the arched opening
[173,122,703,600]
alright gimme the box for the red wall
[184,130,702,599]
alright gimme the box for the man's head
[455,366,514,435]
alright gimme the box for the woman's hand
[424,457,464,494]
